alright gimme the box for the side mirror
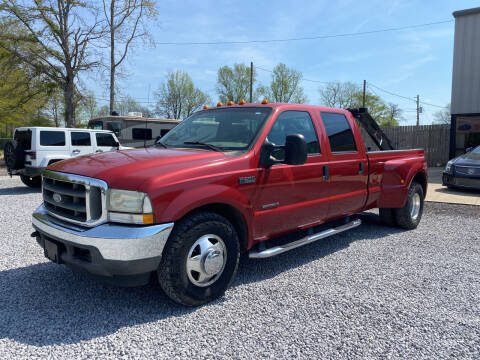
[115,141,120,149]
[466,147,473,153]
[259,134,307,167]
[285,134,307,165]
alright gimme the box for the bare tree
[0,0,105,127]
[101,0,156,114]
[433,103,451,124]
[319,81,360,108]
[155,70,210,119]
[384,103,403,126]
[256,63,307,103]
[216,63,255,103]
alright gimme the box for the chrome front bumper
[32,204,174,262]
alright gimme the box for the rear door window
[95,133,118,147]
[71,132,91,146]
[40,131,66,146]
[320,112,357,153]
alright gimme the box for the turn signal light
[203,105,208,109]
[217,102,223,107]
[239,100,246,105]
[261,99,269,104]
[227,100,234,106]
[142,214,154,224]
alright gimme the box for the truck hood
[47,147,227,190]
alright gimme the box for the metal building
[450,7,480,158]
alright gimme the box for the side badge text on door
[238,176,256,185]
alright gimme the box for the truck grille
[455,165,480,177]
[42,170,108,227]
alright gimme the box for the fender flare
[156,184,254,245]
[378,158,426,208]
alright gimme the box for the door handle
[359,162,364,175]
[322,165,329,181]
[95,150,103,153]
[72,149,80,154]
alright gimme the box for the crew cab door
[70,131,93,157]
[318,112,368,218]
[253,110,329,240]
[94,132,119,153]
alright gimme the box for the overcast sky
[83,0,480,125]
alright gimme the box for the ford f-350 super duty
[32,103,427,306]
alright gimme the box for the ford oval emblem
[53,193,62,203]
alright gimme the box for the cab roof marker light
[227,100,234,106]
[239,100,246,105]
[261,99,269,104]
[203,105,208,109]
[217,102,223,107]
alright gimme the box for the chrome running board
[249,219,362,259]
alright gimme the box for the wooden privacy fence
[381,124,450,167]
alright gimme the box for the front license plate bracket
[44,239,62,264]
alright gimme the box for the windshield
[159,107,272,151]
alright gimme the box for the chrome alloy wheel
[186,234,227,287]
[410,192,421,220]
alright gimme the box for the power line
[368,82,448,108]
[368,82,416,102]
[155,20,453,46]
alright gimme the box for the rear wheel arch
[410,170,427,198]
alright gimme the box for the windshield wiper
[184,141,223,152]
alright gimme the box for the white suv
[4,127,124,187]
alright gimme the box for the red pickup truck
[32,103,427,306]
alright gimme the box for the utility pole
[362,80,366,108]
[249,61,253,103]
[416,94,420,126]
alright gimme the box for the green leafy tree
[0,44,52,136]
[155,70,210,119]
[256,63,307,103]
[0,0,105,127]
[216,63,255,103]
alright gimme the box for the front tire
[394,182,424,230]
[158,212,240,306]
[20,175,41,188]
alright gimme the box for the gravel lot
[0,175,479,359]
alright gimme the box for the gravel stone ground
[0,175,479,359]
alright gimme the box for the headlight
[445,160,454,173]
[107,189,154,225]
